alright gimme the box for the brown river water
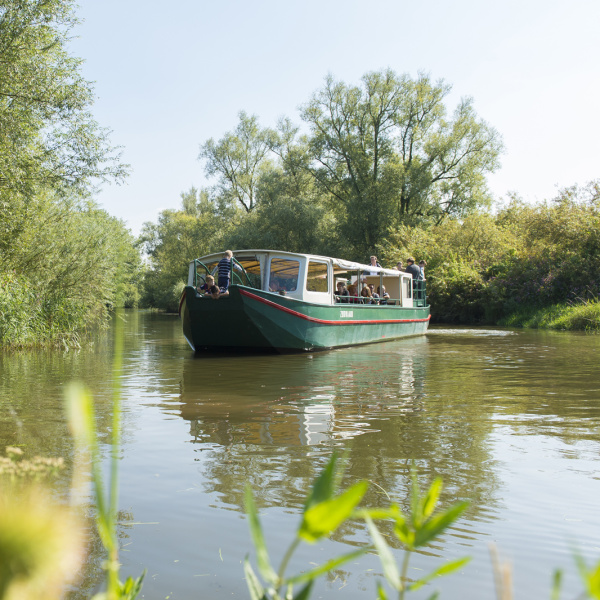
[1,309,599,599]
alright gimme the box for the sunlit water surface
[1,311,599,599]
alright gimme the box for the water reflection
[156,335,501,543]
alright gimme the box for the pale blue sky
[72,0,600,235]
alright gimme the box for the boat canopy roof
[193,249,403,277]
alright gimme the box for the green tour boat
[179,250,430,352]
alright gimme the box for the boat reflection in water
[165,338,428,449]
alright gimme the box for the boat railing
[413,280,427,307]
[193,258,259,289]
[193,260,212,288]
[231,258,258,288]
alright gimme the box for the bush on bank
[0,194,143,348]
[378,182,600,329]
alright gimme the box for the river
[1,310,599,599]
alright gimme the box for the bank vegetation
[0,0,141,348]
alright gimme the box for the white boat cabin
[188,250,418,307]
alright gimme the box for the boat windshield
[195,255,262,288]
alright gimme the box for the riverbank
[499,298,600,331]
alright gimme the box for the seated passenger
[360,285,372,304]
[347,284,360,304]
[336,281,349,303]
[377,285,390,305]
[197,275,215,295]
[368,284,379,304]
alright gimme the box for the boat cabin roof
[193,249,403,278]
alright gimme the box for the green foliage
[139,187,224,310]
[0,0,138,347]
[499,298,600,331]
[375,181,600,327]
[0,192,143,347]
[244,454,472,600]
[0,0,128,201]
[200,112,273,213]
[191,70,502,263]
[244,453,369,600]
[300,70,503,256]
[362,470,470,599]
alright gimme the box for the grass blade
[409,557,471,591]
[244,558,266,600]
[365,515,400,590]
[286,547,368,585]
[245,485,277,584]
[413,501,469,548]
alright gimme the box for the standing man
[405,257,420,280]
[406,257,422,301]
[394,260,404,271]
[364,255,381,276]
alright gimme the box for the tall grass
[500,298,600,331]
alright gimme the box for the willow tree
[199,111,273,212]
[0,0,127,196]
[0,0,133,346]
[301,70,503,256]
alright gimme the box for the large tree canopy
[301,70,503,254]
[194,69,503,260]
[0,0,127,203]
[199,111,272,212]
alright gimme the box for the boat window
[269,258,299,292]
[306,260,329,292]
[404,277,412,298]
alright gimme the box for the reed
[65,315,145,600]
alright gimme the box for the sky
[71,0,600,236]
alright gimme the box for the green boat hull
[180,285,430,352]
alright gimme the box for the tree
[0,0,128,202]
[199,111,273,212]
[139,188,224,310]
[301,70,503,257]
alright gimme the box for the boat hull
[180,285,430,352]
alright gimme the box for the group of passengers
[334,255,426,304]
[336,281,391,305]
[366,255,426,280]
